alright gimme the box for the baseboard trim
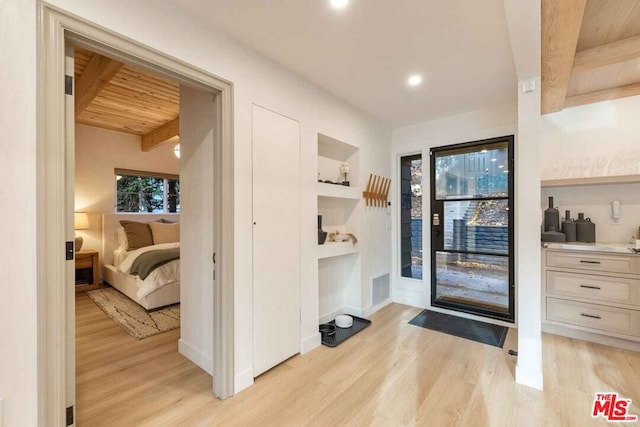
[515,364,543,390]
[302,332,321,354]
[361,298,392,318]
[543,322,640,352]
[178,339,213,376]
[234,367,254,394]
[319,307,349,324]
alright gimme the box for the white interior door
[65,46,76,423]
[179,85,216,376]
[252,105,301,377]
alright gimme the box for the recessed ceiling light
[330,0,349,9]
[407,75,422,87]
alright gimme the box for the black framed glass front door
[430,135,514,322]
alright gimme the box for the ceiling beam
[75,53,124,116]
[564,81,640,109]
[572,35,640,73]
[141,116,179,152]
[541,0,587,114]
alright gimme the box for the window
[400,154,422,279]
[115,169,180,213]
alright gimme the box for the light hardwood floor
[76,293,640,426]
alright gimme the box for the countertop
[542,241,640,254]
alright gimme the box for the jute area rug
[86,287,179,339]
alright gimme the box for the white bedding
[117,242,180,299]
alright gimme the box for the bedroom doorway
[39,5,235,423]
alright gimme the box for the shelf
[541,174,640,188]
[318,242,359,259]
[316,182,360,200]
[318,133,359,161]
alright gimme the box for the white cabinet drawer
[547,298,640,337]
[546,251,637,274]
[546,271,640,307]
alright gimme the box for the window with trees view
[115,169,180,213]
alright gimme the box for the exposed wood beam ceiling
[74,47,179,150]
[542,0,640,114]
[141,116,180,151]
[541,0,586,114]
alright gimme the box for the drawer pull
[579,260,601,264]
[579,285,601,290]
[580,313,601,319]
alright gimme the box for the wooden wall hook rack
[362,174,390,207]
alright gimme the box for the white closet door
[252,105,301,377]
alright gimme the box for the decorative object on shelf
[576,213,596,243]
[541,226,566,242]
[363,173,391,207]
[318,215,328,245]
[340,163,350,186]
[74,212,89,252]
[328,231,358,244]
[561,210,577,242]
[544,196,560,232]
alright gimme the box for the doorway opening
[38,6,235,422]
[430,135,515,322]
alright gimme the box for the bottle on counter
[544,196,560,232]
[562,210,577,242]
[576,213,596,243]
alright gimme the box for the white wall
[3,1,390,419]
[391,103,517,309]
[541,95,640,180]
[75,124,179,271]
[0,1,38,426]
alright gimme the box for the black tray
[320,315,371,347]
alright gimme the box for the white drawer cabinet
[547,297,640,337]
[546,251,638,274]
[546,270,640,306]
[543,249,640,345]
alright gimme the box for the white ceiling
[174,0,517,128]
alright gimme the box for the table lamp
[74,212,89,252]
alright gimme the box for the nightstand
[75,250,100,292]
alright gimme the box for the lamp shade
[74,212,89,230]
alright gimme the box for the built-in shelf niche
[318,253,359,324]
[317,132,362,325]
[317,133,360,188]
[318,241,359,259]
[318,196,358,235]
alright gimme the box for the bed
[102,213,181,310]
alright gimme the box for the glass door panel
[430,136,514,322]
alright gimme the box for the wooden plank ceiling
[542,0,640,114]
[74,47,179,151]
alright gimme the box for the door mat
[86,287,179,339]
[409,310,508,348]
[321,316,371,347]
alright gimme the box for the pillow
[119,220,154,250]
[149,221,180,244]
[116,226,128,249]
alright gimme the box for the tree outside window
[115,169,180,213]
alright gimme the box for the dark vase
[561,210,577,242]
[544,196,560,232]
[576,213,596,243]
[318,215,327,245]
